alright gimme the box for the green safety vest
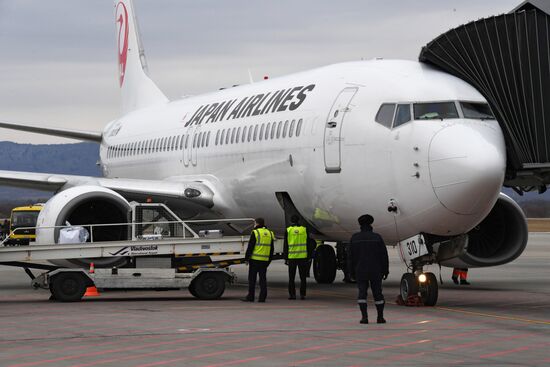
[287,226,308,259]
[251,228,274,261]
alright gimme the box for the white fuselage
[100,60,506,243]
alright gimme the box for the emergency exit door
[323,87,358,173]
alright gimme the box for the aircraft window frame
[393,104,412,128]
[265,122,271,140]
[225,128,231,145]
[375,103,396,129]
[460,101,495,120]
[259,124,265,141]
[271,122,276,139]
[242,126,247,143]
[289,119,296,137]
[296,118,303,137]
[413,101,459,120]
[283,120,289,138]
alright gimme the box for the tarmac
[0,233,549,367]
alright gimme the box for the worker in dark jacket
[350,214,389,324]
[242,218,275,303]
[284,215,312,300]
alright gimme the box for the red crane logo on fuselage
[116,2,129,87]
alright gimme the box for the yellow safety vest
[251,228,274,261]
[287,226,308,259]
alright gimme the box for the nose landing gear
[400,271,439,306]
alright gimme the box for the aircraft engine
[36,185,131,268]
[441,193,528,268]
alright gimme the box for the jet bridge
[419,0,550,193]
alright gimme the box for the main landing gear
[400,270,438,306]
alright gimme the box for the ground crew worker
[452,268,470,285]
[350,214,389,324]
[242,218,275,303]
[284,215,311,300]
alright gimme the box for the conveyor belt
[420,6,550,190]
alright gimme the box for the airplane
[0,0,528,305]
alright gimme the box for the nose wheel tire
[400,273,419,300]
[420,272,439,306]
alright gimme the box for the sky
[0,0,520,144]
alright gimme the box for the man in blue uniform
[350,214,389,324]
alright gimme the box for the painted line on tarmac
[435,306,550,325]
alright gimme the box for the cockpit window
[393,104,411,127]
[460,102,495,120]
[375,103,395,128]
[414,102,459,120]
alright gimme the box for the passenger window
[220,129,226,145]
[283,120,289,138]
[225,128,231,144]
[394,104,411,128]
[184,135,189,149]
[206,131,211,147]
[172,136,176,150]
[215,130,220,145]
[265,123,271,140]
[179,135,184,150]
[231,127,236,144]
[271,122,276,139]
[242,126,247,143]
[296,118,303,136]
[259,124,265,141]
[237,127,241,143]
[252,125,258,141]
[193,134,197,148]
[248,125,253,142]
[289,119,296,137]
[375,104,395,128]
[277,121,282,138]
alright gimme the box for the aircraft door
[323,87,358,173]
[191,127,201,166]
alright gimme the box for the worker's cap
[290,214,299,224]
[358,214,374,226]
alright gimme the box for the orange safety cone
[84,286,100,297]
[89,262,95,274]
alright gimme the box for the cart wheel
[193,272,226,300]
[188,280,199,298]
[50,273,87,302]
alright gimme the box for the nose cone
[429,123,506,215]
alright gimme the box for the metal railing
[0,218,254,247]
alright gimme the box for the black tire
[193,272,226,300]
[50,272,87,302]
[188,280,198,298]
[400,273,419,301]
[420,272,439,306]
[313,245,337,284]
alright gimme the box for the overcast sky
[0,0,519,144]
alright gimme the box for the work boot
[460,279,470,285]
[359,303,368,324]
[288,295,296,300]
[452,276,459,285]
[241,296,254,302]
[376,304,386,324]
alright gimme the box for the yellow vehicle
[7,204,43,246]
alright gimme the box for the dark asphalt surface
[0,234,548,366]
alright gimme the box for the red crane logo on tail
[116,2,129,87]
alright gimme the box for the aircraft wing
[0,121,102,142]
[0,170,214,208]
